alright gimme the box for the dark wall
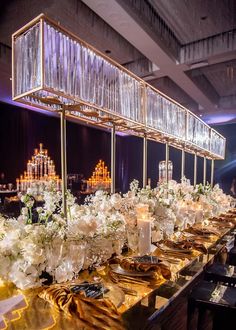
[0,103,118,187]
[212,123,236,194]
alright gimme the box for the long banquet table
[0,210,236,330]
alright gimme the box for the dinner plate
[161,245,192,254]
[110,264,153,277]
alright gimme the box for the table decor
[0,178,233,292]
[38,284,125,330]
[118,257,171,279]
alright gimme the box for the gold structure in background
[16,143,61,192]
[87,160,111,192]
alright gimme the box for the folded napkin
[38,285,124,330]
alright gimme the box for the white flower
[21,242,46,265]
[152,230,163,242]
[110,193,122,210]
[54,261,74,283]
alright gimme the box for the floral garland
[0,179,231,289]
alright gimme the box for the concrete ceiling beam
[186,59,236,77]
[219,95,236,109]
[83,0,216,112]
[180,29,236,65]
[186,73,220,104]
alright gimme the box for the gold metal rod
[211,159,215,187]
[40,18,45,89]
[60,106,67,218]
[181,149,185,180]
[12,13,45,38]
[194,153,197,187]
[111,123,116,194]
[64,110,67,194]
[143,134,147,188]
[165,143,169,184]
[11,35,15,99]
[203,156,207,186]
[12,86,44,100]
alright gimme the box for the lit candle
[136,204,152,255]
[16,178,19,191]
[195,207,204,223]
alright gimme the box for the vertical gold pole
[12,35,15,98]
[40,18,44,89]
[64,110,67,189]
[60,106,67,218]
[211,159,215,187]
[181,149,185,180]
[194,153,197,187]
[142,82,147,188]
[203,156,207,186]
[143,134,147,188]
[165,143,169,184]
[111,124,116,194]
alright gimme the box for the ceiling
[148,0,236,44]
[0,0,236,125]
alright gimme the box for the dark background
[0,102,234,193]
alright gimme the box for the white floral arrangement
[0,183,126,289]
[0,179,231,289]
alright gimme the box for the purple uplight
[1,97,56,117]
[203,113,236,125]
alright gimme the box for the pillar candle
[16,179,19,191]
[137,216,151,255]
[195,209,204,223]
[135,204,151,255]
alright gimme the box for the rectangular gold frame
[12,13,226,161]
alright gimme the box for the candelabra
[87,160,111,192]
[16,143,61,192]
